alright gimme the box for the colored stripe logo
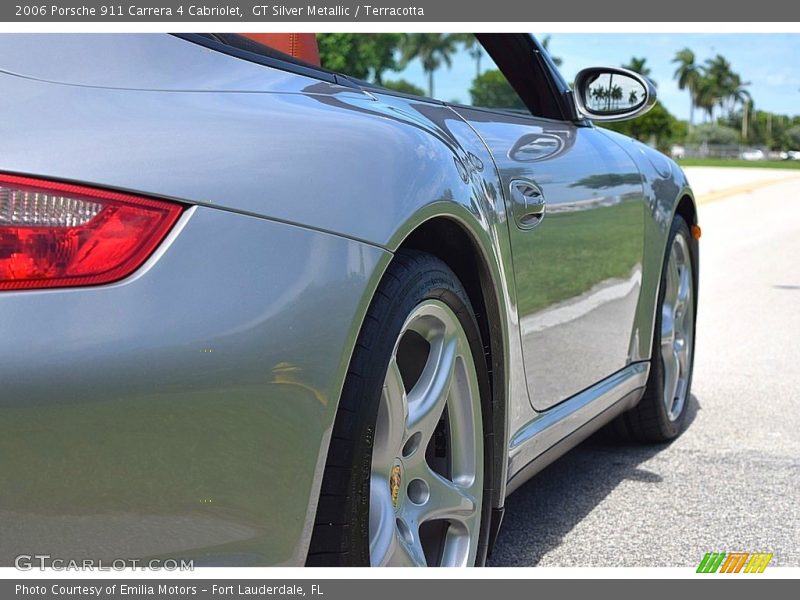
[697,552,773,573]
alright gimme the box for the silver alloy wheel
[660,232,695,422]
[369,299,483,567]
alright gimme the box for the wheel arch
[674,191,700,308]
[394,215,508,527]
[675,192,698,227]
[672,190,699,286]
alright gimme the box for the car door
[450,35,647,411]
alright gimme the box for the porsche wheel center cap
[389,462,402,511]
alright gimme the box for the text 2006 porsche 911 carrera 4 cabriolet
[0,33,698,567]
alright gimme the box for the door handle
[509,133,565,162]
[509,180,546,230]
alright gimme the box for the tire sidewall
[650,216,698,438]
[337,252,492,566]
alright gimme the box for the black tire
[614,215,698,443]
[306,250,492,566]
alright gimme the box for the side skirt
[505,362,649,496]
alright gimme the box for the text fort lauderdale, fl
[17,583,321,596]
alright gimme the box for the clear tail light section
[0,174,183,290]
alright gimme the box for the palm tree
[704,54,735,118]
[623,57,652,78]
[741,98,754,140]
[459,35,484,79]
[400,34,459,97]
[592,85,607,110]
[729,73,751,114]
[672,48,701,127]
[694,75,718,122]
[369,33,402,85]
[683,54,749,126]
[541,35,563,67]
[611,85,624,110]
[727,73,752,139]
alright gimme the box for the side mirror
[573,67,657,122]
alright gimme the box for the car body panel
[0,34,499,253]
[0,34,695,565]
[596,128,695,362]
[453,108,645,411]
[0,35,519,565]
[0,33,325,92]
[368,91,531,463]
[0,205,390,565]
[506,361,649,494]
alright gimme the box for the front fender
[598,128,696,362]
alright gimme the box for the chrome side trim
[506,362,649,495]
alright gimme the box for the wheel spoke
[666,249,681,306]
[406,335,457,446]
[660,232,695,422]
[444,351,481,480]
[674,337,689,374]
[382,527,428,567]
[675,265,693,344]
[415,468,478,525]
[369,474,397,565]
[368,299,483,567]
[373,358,408,475]
[661,303,675,345]
[676,264,691,312]
[663,348,680,415]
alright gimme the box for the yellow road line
[697,175,800,205]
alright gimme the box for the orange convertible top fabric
[240,33,321,66]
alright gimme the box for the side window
[315,33,531,115]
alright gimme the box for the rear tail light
[0,174,183,291]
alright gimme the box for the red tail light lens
[0,174,183,291]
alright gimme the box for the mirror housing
[573,67,657,122]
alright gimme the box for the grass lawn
[512,201,642,315]
[677,158,800,169]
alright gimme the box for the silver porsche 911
[0,33,698,567]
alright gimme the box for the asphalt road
[490,168,800,567]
